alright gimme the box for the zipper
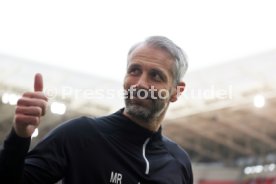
[142,137,151,175]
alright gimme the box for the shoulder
[37,116,98,142]
[49,116,94,134]
[42,114,117,140]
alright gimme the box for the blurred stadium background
[1,50,276,183]
[1,0,276,183]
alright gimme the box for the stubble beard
[124,97,168,123]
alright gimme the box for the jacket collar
[110,108,163,145]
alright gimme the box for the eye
[151,71,163,82]
[128,67,141,76]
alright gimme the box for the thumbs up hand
[13,73,48,138]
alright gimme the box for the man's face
[124,44,178,122]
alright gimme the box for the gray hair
[127,36,188,84]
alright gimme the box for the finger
[23,92,48,101]
[34,73,43,92]
[17,98,47,115]
[14,114,40,126]
[16,106,42,116]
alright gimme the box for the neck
[123,108,166,132]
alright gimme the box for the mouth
[125,90,156,100]
[126,96,153,107]
[127,96,151,102]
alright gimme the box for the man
[0,36,193,184]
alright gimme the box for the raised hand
[13,73,48,138]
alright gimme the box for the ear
[170,82,185,102]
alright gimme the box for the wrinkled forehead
[127,44,175,78]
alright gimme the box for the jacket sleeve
[0,125,68,184]
[0,128,31,183]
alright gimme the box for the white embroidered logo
[110,171,123,184]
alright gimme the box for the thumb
[34,73,43,92]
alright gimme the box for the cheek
[123,77,132,90]
[124,76,137,87]
[123,80,128,90]
[155,87,171,100]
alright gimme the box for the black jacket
[0,109,193,184]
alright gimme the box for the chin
[124,99,167,122]
[125,103,152,121]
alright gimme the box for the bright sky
[0,0,275,82]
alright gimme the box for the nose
[135,73,149,89]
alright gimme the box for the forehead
[128,44,174,71]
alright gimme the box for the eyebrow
[128,63,141,69]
